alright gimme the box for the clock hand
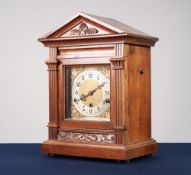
[89,82,106,95]
[78,82,106,101]
[78,90,94,101]
[86,82,106,98]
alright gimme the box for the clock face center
[79,79,103,107]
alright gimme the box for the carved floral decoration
[58,132,115,144]
[69,22,98,36]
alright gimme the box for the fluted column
[110,43,126,144]
[45,47,59,140]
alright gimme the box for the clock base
[41,139,157,160]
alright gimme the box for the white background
[0,0,191,143]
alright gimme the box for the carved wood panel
[69,22,98,36]
[58,131,115,144]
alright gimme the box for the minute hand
[79,82,106,101]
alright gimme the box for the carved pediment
[61,22,112,37]
[40,12,122,39]
[65,22,98,36]
[39,12,158,45]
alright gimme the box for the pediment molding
[38,12,159,47]
[41,13,120,39]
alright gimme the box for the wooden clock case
[39,12,158,160]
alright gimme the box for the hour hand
[79,94,86,101]
[74,94,86,103]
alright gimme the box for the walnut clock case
[38,12,158,160]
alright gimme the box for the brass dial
[72,70,110,117]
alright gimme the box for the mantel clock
[38,12,158,160]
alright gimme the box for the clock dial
[72,70,110,117]
[65,65,110,121]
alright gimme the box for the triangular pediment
[39,12,158,45]
[41,12,126,39]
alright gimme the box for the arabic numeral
[75,90,78,95]
[88,73,93,78]
[82,106,85,111]
[105,90,110,95]
[89,108,93,113]
[76,82,81,87]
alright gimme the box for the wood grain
[127,45,152,143]
[39,14,158,160]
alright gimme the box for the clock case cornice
[38,12,158,47]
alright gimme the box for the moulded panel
[128,45,151,143]
[58,45,115,58]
